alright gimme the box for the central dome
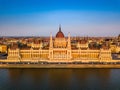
[56,25,64,38]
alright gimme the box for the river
[0,69,120,90]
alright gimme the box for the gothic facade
[7,26,112,62]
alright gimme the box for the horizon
[0,0,120,36]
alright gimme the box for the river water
[0,69,120,90]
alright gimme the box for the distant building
[0,45,7,53]
[110,34,120,53]
[118,34,120,41]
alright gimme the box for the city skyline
[0,0,120,36]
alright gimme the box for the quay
[0,59,120,68]
[1,64,120,68]
[0,58,120,68]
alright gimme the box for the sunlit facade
[0,45,7,53]
[7,26,112,62]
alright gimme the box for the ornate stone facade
[7,26,112,62]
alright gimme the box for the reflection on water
[0,69,120,90]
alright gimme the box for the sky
[0,0,120,36]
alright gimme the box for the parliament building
[7,26,112,63]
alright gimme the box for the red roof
[56,26,64,38]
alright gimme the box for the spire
[67,32,71,49]
[49,32,53,49]
[67,32,71,59]
[56,24,64,38]
[59,24,61,32]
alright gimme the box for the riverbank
[1,64,120,68]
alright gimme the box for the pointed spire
[59,24,61,32]
[49,32,53,49]
[67,32,71,49]
[50,32,52,38]
[68,32,70,38]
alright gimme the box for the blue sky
[0,0,120,36]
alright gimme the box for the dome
[56,26,64,38]
[56,30,64,38]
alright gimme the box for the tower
[67,32,72,59]
[67,32,71,49]
[59,24,61,32]
[49,32,53,49]
[49,33,53,60]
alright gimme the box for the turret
[67,32,71,49]
[49,32,53,49]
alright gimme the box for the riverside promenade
[1,64,120,68]
[0,59,120,68]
